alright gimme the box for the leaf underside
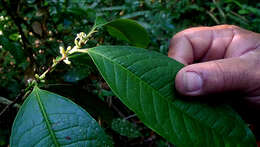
[88,45,256,147]
[10,86,113,147]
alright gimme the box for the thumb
[175,54,259,96]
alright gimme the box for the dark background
[0,0,260,146]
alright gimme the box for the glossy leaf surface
[10,86,113,147]
[106,19,150,48]
[88,45,256,147]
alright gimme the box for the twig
[109,98,126,118]
[230,11,249,23]
[213,0,226,23]
[0,90,25,117]
[36,27,96,81]
[43,83,72,88]
[111,104,125,118]
[0,96,20,108]
[124,114,137,120]
[207,11,220,24]
[38,56,66,80]
[0,83,34,117]
[0,2,98,119]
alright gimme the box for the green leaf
[105,19,150,48]
[94,16,108,28]
[0,36,25,63]
[111,118,141,138]
[87,45,256,147]
[10,86,113,147]
[63,67,91,83]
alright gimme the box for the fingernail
[183,72,203,92]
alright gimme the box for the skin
[168,25,260,110]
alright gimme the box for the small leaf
[10,86,113,147]
[111,118,141,138]
[105,19,150,48]
[94,16,108,28]
[32,21,43,36]
[87,45,256,147]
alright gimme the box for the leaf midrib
[35,87,59,147]
[88,48,245,143]
[107,25,131,42]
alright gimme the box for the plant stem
[207,11,220,24]
[73,49,89,53]
[0,19,99,118]
[0,89,31,117]
[39,56,66,80]
[37,26,97,81]
[0,96,20,108]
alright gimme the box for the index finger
[168,25,237,65]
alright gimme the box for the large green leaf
[92,18,150,48]
[87,45,256,147]
[10,86,113,147]
[105,19,150,48]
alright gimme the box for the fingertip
[168,41,191,65]
[175,69,187,95]
[175,67,203,96]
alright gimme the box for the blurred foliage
[111,118,142,138]
[0,0,260,146]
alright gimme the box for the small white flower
[63,58,71,65]
[59,46,66,57]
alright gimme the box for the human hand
[168,25,260,109]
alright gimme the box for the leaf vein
[35,88,60,147]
